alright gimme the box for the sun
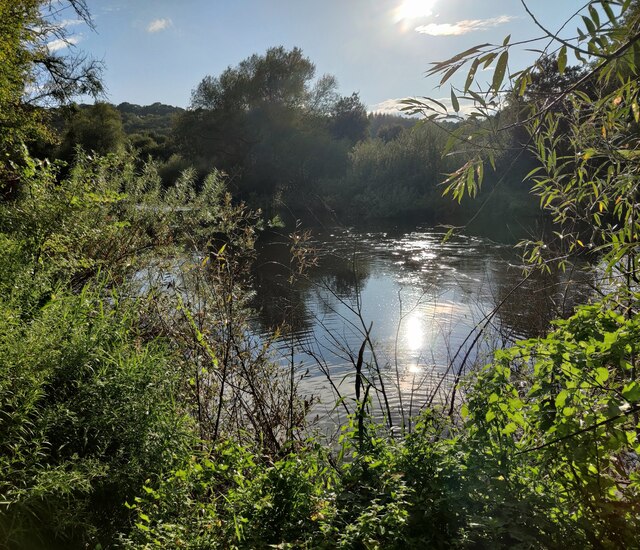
[394,0,437,22]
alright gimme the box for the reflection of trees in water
[492,263,594,340]
[250,234,371,334]
[314,253,371,317]
[252,227,594,352]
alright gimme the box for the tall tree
[57,103,126,160]
[174,47,349,202]
[0,0,102,194]
[330,92,369,144]
[190,46,317,111]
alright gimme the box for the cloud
[47,35,81,52]
[147,18,172,33]
[59,18,84,28]
[370,97,476,118]
[435,96,475,116]
[415,15,514,36]
[369,98,410,116]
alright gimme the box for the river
[250,223,592,429]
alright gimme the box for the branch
[514,403,640,455]
[520,0,606,59]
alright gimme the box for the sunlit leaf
[558,46,567,75]
[492,51,509,93]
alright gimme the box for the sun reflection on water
[404,311,426,351]
[408,363,423,375]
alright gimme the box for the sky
[52,0,588,113]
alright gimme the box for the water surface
[250,224,590,426]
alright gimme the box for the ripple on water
[251,225,594,422]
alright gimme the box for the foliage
[0,0,44,182]
[122,293,640,548]
[56,103,127,161]
[330,92,370,144]
[121,425,424,549]
[394,3,640,546]
[4,1,640,548]
[172,47,361,210]
[0,278,192,547]
[404,0,640,280]
[463,301,640,547]
[0,148,276,547]
[191,46,319,111]
[0,0,102,190]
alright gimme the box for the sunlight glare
[408,364,423,374]
[394,0,437,22]
[404,312,425,352]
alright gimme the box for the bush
[0,283,193,547]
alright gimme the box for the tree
[190,46,317,111]
[174,47,351,203]
[58,103,126,160]
[406,1,640,281]
[0,0,102,195]
[330,92,369,144]
[402,2,640,543]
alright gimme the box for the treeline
[37,46,539,225]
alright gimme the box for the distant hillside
[367,112,416,139]
[116,102,185,136]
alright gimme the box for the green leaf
[582,15,596,36]
[440,63,462,86]
[502,422,518,435]
[451,89,460,112]
[588,4,600,28]
[492,51,509,93]
[622,382,640,403]
[595,367,609,384]
[486,410,496,422]
[602,1,616,24]
[465,58,480,92]
[427,43,491,76]
[555,390,569,408]
[558,46,567,75]
[466,165,476,197]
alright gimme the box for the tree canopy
[191,46,319,111]
[0,0,102,195]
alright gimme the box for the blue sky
[54,0,588,112]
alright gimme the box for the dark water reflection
[250,224,592,424]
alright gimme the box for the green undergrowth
[1,151,639,548]
[122,301,640,549]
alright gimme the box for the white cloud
[147,18,172,33]
[415,15,514,36]
[370,97,476,118]
[59,18,84,28]
[47,35,81,52]
[369,98,410,116]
